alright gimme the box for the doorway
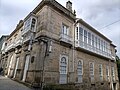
[13,57,19,78]
[22,55,30,82]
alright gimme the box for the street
[0,75,35,90]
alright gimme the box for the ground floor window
[77,60,83,83]
[59,55,68,84]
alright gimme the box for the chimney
[66,1,72,12]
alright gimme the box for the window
[59,55,68,84]
[95,36,97,48]
[88,32,91,45]
[31,18,36,31]
[60,56,67,74]
[62,24,69,35]
[79,27,83,47]
[89,62,94,82]
[111,66,115,81]
[84,30,87,48]
[99,64,103,81]
[79,27,83,41]
[76,27,79,40]
[88,32,91,50]
[101,40,103,52]
[77,60,83,83]
[92,34,95,50]
[24,18,31,31]
[103,41,106,52]
[98,38,100,50]
[106,66,109,81]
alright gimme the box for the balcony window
[84,30,87,48]
[31,18,36,31]
[88,32,91,50]
[101,40,103,52]
[62,24,69,35]
[76,27,79,40]
[79,27,83,47]
[92,34,95,49]
[24,18,31,32]
[95,36,97,48]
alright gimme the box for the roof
[24,0,76,21]
[77,19,112,43]
[7,20,23,40]
[0,35,9,41]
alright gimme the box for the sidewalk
[0,75,35,90]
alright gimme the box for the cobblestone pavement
[0,75,37,90]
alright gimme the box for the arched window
[77,60,83,83]
[77,60,83,75]
[59,55,68,84]
[60,57,67,74]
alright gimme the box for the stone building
[0,0,119,90]
[0,35,9,68]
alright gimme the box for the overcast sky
[0,0,120,56]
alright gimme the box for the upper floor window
[31,18,36,31]
[98,38,100,50]
[79,27,83,41]
[101,40,103,51]
[88,32,91,45]
[23,15,37,33]
[24,18,31,31]
[95,36,97,48]
[62,24,69,35]
[76,27,79,40]
[84,30,87,43]
[99,64,103,81]
[92,34,95,47]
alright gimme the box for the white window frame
[77,60,83,75]
[111,66,115,81]
[59,55,68,74]
[89,62,94,82]
[89,62,94,76]
[99,64,103,81]
[106,65,109,81]
[62,24,69,35]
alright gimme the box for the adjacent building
[0,0,119,90]
[0,35,9,68]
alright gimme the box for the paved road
[0,75,36,90]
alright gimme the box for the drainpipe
[72,18,81,72]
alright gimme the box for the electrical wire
[99,19,120,30]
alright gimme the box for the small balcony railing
[15,38,23,47]
[5,42,15,51]
[59,33,72,45]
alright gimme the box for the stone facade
[0,0,119,90]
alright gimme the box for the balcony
[75,40,111,59]
[59,33,72,45]
[15,38,23,47]
[5,42,15,52]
